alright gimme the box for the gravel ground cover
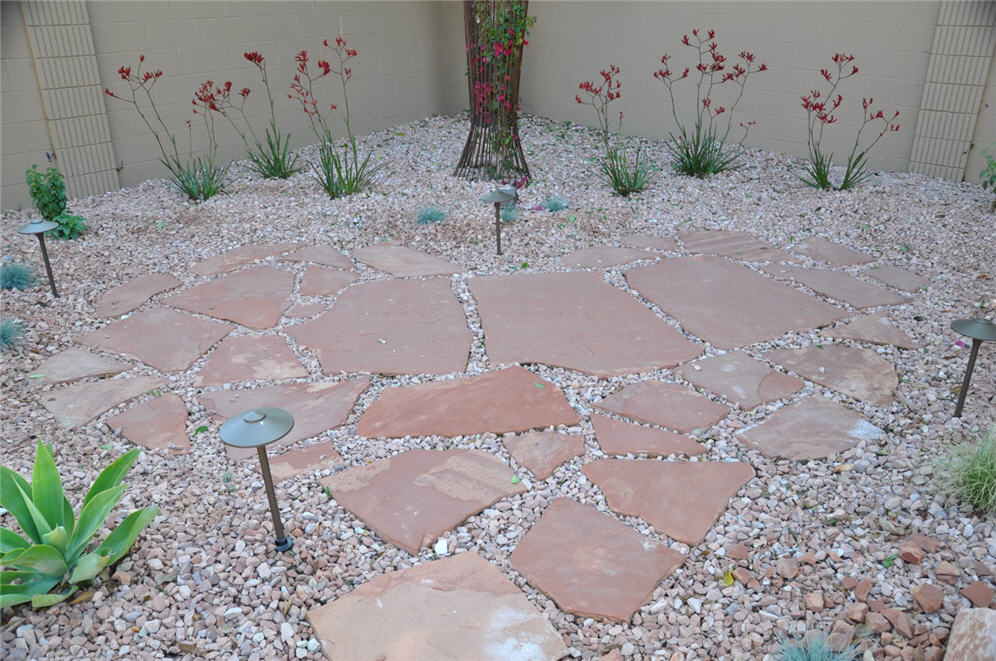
[1,113,994,660]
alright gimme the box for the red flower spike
[681,35,691,46]
[240,87,250,97]
[244,51,263,65]
[139,54,145,63]
[708,29,716,38]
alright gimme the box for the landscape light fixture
[480,187,516,255]
[950,317,996,417]
[18,220,59,297]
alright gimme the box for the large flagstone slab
[792,238,873,266]
[201,378,370,459]
[620,233,678,251]
[828,315,917,349]
[32,348,130,385]
[290,279,471,376]
[761,264,908,309]
[626,257,847,349]
[510,498,684,621]
[41,376,164,428]
[582,459,755,544]
[282,245,353,270]
[165,266,294,329]
[556,246,657,268]
[195,335,306,386]
[679,230,788,262]
[190,243,303,277]
[357,367,579,439]
[299,266,357,297]
[323,449,525,553]
[307,552,568,661]
[865,264,930,292]
[594,381,729,432]
[736,398,883,459]
[107,393,189,454]
[764,345,898,405]
[590,414,704,456]
[269,443,342,482]
[78,308,233,372]
[94,273,182,318]
[469,271,701,377]
[679,352,804,410]
[503,431,586,479]
[353,245,461,277]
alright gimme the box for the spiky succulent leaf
[66,485,124,563]
[82,449,140,508]
[30,587,76,608]
[0,570,61,608]
[0,466,40,543]
[32,441,67,529]
[0,544,66,577]
[95,506,158,567]
[13,482,53,540]
[0,527,31,553]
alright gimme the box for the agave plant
[1,442,158,608]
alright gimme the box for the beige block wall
[965,48,996,182]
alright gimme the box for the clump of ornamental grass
[416,206,447,225]
[777,632,857,661]
[936,427,996,513]
[1,262,36,290]
[1,320,25,352]
[544,196,568,211]
[500,204,519,222]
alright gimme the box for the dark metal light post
[950,317,996,417]
[18,220,59,297]
[220,408,295,551]
[481,187,516,256]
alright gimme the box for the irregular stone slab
[503,431,585,479]
[298,266,357,297]
[582,459,755,544]
[107,393,189,454]
[269,443,342,482]
[357,367,579,439]
[736,398,883,459]
[945,608,996,661]
[595,381,729,432]
[166,266,294,330]
[323,449,525,553]
[626,257,847,349]
[828,315,917,349]
[761,264,908,309]
[590,414,704,456]
[94,273,182,317]
[190,243,303,277]
[510,498,684,621]
[32,348,130,385]
[282,245,353,270]
[470,271,701,377]
[41,376,164,428]
[78,308,233,372]
[556,246,657,268]
[283,302,326,318]
[679,230,788,262]
[308,552,568,661]
[792,237,873,266]
[291,279,471,376]
[353,245,461,277]
[865,264,930,292]
[764,345,898,404]
[201,378,370,459]
[195,336,306,386]
[620,233,678,251]
[679,352,804,410]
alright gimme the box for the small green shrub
[416,206,448,225]
[50,213,87,240]
[1,320,24,352]
[0,442,158,608]
[1,263,36,291]
[778,632,856,661]
[544,196,568,211]
[600,145,652,196]
[25,164,87,239]
[937,427,996,513]
[979,147,996,211]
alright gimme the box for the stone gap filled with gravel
[1,113,994,661]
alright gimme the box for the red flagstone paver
[828,315,917,349]
[357,367,579,439]
[201,378,370,459]
[323,449,525,553]
[353,244,461,276]
[32,348,130,384]
[510,498,684,621]
[283,302,326,318]
[469,271,701,377]
[298,266,358,296]
[736,398,883,459]
[792,237,873,266]
[195,335,306,386]
[626,257,847,349]
[620,233,678,251]
[78,308,233,372]
[679,230,789,262]
[291,278,471,376]
[590,414,704,456]
[41,376,164,428]
[679,352,804,410]
[503,431,586,479]
[865,264,930,292]
[556,246,657,268]
[595,381,729,432]
[582,459,755,544]
[107,393,189,454]
[94,273,182,318]
[946,608,996,660]
[282,245,353,270]
[166,266,294,329]
[307,552,568,661]
[269,443,342,482]
[190,243,303,277]
[764,345,898,404]
[761,264,908,308]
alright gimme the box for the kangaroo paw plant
[1,443,158,608]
